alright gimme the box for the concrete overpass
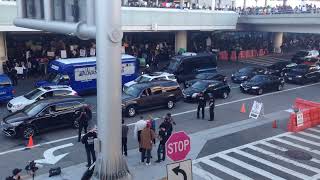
[237,13,320,34]
[237,13,320,52]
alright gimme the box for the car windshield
[123,85,142,97]
[296,51,308,57]
[24,89,44,100]
[291,66,308,73]
[196,73,214,79]
[24,102,46,116]
[167,58,180,72]
[134,76,151,83]
[47,73,61,83]
[191,81,208,91]
[239,68,253,73]
[250,76,265,82]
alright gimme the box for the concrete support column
[175,31,187,54]
[283,0,287,6]
[273,32,283,53]
[243,0,247,8]
[265,0,268,7]
[0,32,6,74]
[211,0,216,10]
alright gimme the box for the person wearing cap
[81,128,97,167]
[208,94,215,121]
[197,92,206,119]
[140,121,156,165]
[155,121,169,163]
[165,113,176,125]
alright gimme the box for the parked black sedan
[285,64,320,84]
[183,80,230,102]
[231,67,265,83]
[264,61,296,77]
[1,96,91,139]
[184,72,227,88]
[240,75,285,95]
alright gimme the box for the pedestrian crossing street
[193,126,320,180]
[240,56,290,67]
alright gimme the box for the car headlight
[251,86,260,89]
[240,83,243,87]
[284,73,288,76]
[231,74,234,77]
[240,76,248,79]
[296,75,302,78]
[192,93,198,98]
[9,121,23,126]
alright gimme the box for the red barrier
[253,50,257,57]
[219,51,228,61]
[239,51,246,59]
[231,51,237,61]
[259,49,265,56]
[288,98,320,132]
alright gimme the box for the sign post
[296,111,304,127]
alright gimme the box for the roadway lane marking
[201,159,254,180]
[233,149,311,180]
[272,137,320,155]
[299,132,320,140]
[247,145,320,173]
[259,141,320,165]
[193,166,223,180]
[309,128,320,134]
[0,135,78,156]
[285,134,320,147]
[125,82,320,126]
[219,153,286,180]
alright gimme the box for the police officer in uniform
[81,129,97,167]
[78,108,89,142]
[197,92,206,119]
[208,94,215,121]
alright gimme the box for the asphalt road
[1,58,320,179]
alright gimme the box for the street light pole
[93,0,131,179]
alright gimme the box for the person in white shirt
[134,116,147,152]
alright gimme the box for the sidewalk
[31,110,290,180]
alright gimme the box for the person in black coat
[78,108,89,142]
[208,94,215,121]
[197,92,206,119]
[155,123,168,163]
[81,129,97,167]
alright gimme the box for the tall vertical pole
[93,0,131,179]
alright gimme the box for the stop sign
[166,131,191,161]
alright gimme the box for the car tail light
[12,89,16,94]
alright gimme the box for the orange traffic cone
[272,120,277,128]
[27,135,34,148]
[240,103,246,113]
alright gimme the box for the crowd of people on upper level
[239,4,320,15]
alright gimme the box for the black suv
[122,80,182,117]
[1,96,92,139]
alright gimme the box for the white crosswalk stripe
[240,56,290,66]
[193,129,320,180]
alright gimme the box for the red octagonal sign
[166,131,191,161]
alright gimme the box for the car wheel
[126,106,136,117]
[222,92,229,99]
[167,99,175,109]
[22,126,35,139]
[277,84,283,91]
[258,88,263,95]
[72,119,80,129]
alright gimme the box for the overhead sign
[35,143,73,165]
[167,159,192,180]
[297,111,304,127]
[249,101,263,119]
[166,131,191,162]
